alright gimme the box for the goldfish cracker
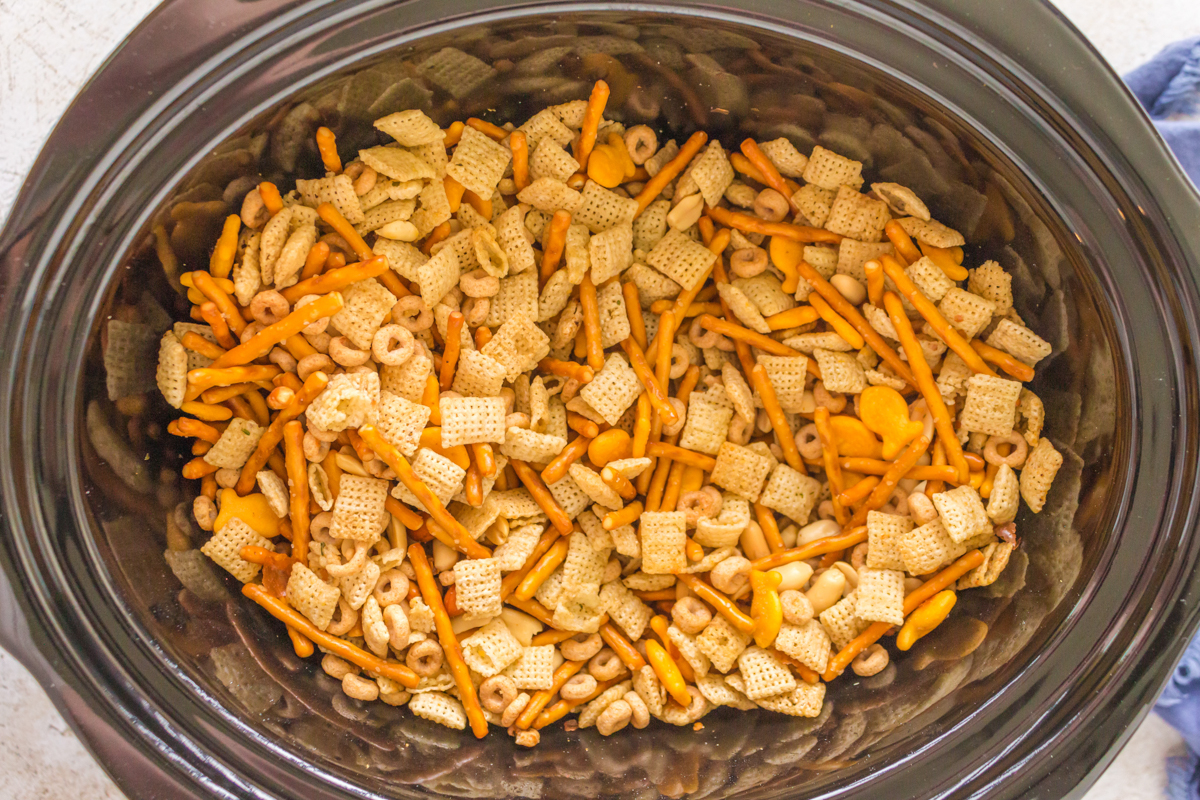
[859,386,926,460]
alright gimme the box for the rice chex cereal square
[439,396,507,447]
[647,229,718,291]
[639,511,687,574]
[710,442,773,502]
[578,353,642,426]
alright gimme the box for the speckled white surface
[1,0,1198,797]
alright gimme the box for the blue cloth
[1125,39,1200,800]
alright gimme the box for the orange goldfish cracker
[407,544,489,738]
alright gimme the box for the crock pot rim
[1,1,1199,799]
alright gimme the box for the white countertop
[1,0,1198,797]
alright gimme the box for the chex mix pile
[153,76,1062,744]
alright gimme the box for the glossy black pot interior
[3,1,1200,799]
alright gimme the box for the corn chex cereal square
[737,646,797,700]
[447,126,511,198]
[866,510,913,570]
[330,278,395,350]
[285,562,341,630]
[710,442,773,502]
[578,353,642,426]
[460,618,522,677]
[503,643,557,688]
[854,568,905,625]
[812,348,866,394]
[905,256,955,303]
[678,393,735,456]
[380,349,432,403]
[450,348,507,398]
[568,463,623,510]
[599,581,653,641]
[1020,438,1063,513]
[296,174,364,225]
[774,620,831,673]
[547,474,590,520]
[485,270,539,327]
[718,282,770,333]
[938,288,997,340]
[374,109,442,146]
[393,448,466,511]
[409,692,467,730]
[373,238,428,283]
[493,522,543,571]
[358,146,437,183]
[338,560,380,612]
[624,261,680,306]
[734,274,795,318]
[757,354,810,414]
[589,224,634,285]
[529,137,580,183]
[836,238,894,281]
[695,495,750,548]
[802,145,864,191]
[755,681,825,717]
[825,186,890,243]
[960,374,1022,437]
[493,205,535,275]
[899,518,966,575]
[200,518,271,584]
[357,199,416,235]
[439,396,507,447]
[553,594,605,634]
[897,216,965,248]
[792,184,836,228]
[518,108,575,150]
[481,313,550,381]
[156,332,187,409]
[516,177,583,215]
[633,198,670,252]
[561,530,609,598]
[687,140,735,206]
[418,47,496,99]
[647,229,718,291]
[758,138,808,177]
[203,418,264,470]
[454,557,503,619]
[819,593,869,650]
[758,464,822,525]
[987,463,1020,524]
[986,319,1052,366]
[969,260,1014,313]
[639,511,687,574]
[596,280,632,349]
[697,614,753,674]
[574,180,639,234]
[500,427,566,464]
[932,485,992,544]
[375,391,431,456]
[331,474,388,543]
[416,244,462,310]
[411,179,452,236]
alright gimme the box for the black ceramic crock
[2,0,1200,798]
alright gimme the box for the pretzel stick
[837,475,881,507]
[463,189,492,220]
[242,583,419,687]
[506,596,555,628]
[633,131,708,217]
[314,202,372,261]
[517,660,585,730]
[883,220,922,265]
[407,545,489,738]
[511,459,575,536]
[600,622,647,670]
[755,503,785,553]
[764,306,820,331]
[864,259,885,307]
[632,394,652,458]
[751,526,868,571]
[646,441,717,471]
[471,442,496,478]
[971,340,1035,382]
[208,215,242,280]
[579,275,605,371]
[541,435,592,484]
[822,549,984,680]
[675,574,756,634]
[515,539,570,600]
[311,127,342,173]
[538,358,594,383]
[510,130,529,191]
[566,412,600,439]
[537,210,572,288]
[179,401,232,422]
[695,315,803,357]
[643,229,728,364]
[838,459,958,483]
[919,241,969,281]
[168,418,220,443]
[809,294,865,349]
[186,365,281,401]
[384,497,423,530]
[740,139,799,213]
[439,311,465,390]
[729,152,799,194]
[300,241,331,281]
[620,338,678,427]
[501,529,563,600]
[793,259,915,387]
[602,501,642,531]
[281,421,311,564]
[575,80,610,169]
[601,466,637,500]
[443,121,464,147]
[623,282,647,350]
[883,292,971,482]
[879,256,996,376]
[258,182,283,215]
[211,293,344,369]
[706,204,841,244]
[279,255,387,303]
[182,457,219,479]
[750,363,806,473]
[421,222,452,255]
[813,407,849,525]
[466,117,508,141]
[535,676,627,729]
[234,371,329,494]
[192,305,236,351]
[847,435,931,528]
[359,426,491,558]
[201,382,262,404]
[239,546,294,570]
[191,271,247,336]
